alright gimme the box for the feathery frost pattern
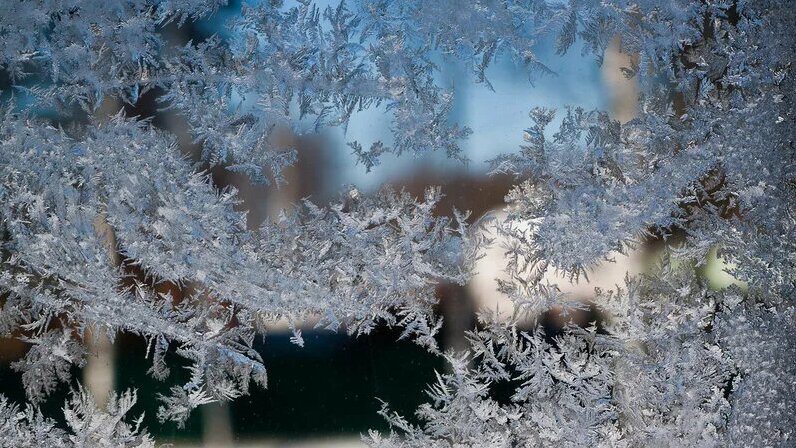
[0,0,793,446]
[0,388,155,447]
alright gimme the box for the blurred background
[0,1,742,446]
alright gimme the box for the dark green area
[0,344,78,426]
[110,327,443,442]
[231,328,443,438]
[113,334,205,442]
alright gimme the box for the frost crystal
[0,0,793,445]
[0,388,155,447]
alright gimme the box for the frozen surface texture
[0,1,792,446]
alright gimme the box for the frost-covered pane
[0,0,793,446]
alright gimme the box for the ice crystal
[0,0,793,445]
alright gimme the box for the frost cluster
[0,0,792,447]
